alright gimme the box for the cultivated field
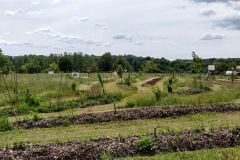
[0,73,240,159]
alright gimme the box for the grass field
[0,73,240,159]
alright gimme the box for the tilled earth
[14,104,240,129]
[1,127,240,159]
[141,77,163,86]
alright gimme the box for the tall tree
[0,49,13,75]
[58,56,73,73]
[98,52,113,71]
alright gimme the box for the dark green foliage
[116,65,123,84]
[153,88,162,101]
[98,52,113,71]
[124,74,131,86]
[97,72,105,94]
[33,114,41,121]
[137,137,154,152]
[25,93,40,107]
[87,93,123,105]
[124,101,135,108]
[167,84,172,93]
[61,119,70,126]
[71,80,77,91]
[0,117,13,131]
[58,56,73,72]
[13,141,27,150]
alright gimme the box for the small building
[48,71,54,75]
[226,71,237,76]
[72,72,79,78]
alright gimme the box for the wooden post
[154,128,157,138]
[114,103,116,114]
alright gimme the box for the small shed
[236,66,240,70]
[48,71,54,75]
[72,72,80,78]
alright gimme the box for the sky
[0,0,240,60]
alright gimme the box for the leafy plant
[137,137,154,153]
[25,92,40,107]
[13,141,28,150]
[0,116,13,131]
[124,74,131,86]
[71,80,77,91]
[99,151,112,160]
[153,87,162,101]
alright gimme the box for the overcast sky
[0,0,240,60]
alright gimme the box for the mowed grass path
[2,111,240,147]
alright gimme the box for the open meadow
[0,72,240,159]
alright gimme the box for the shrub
[71,80,77,91]
[167,84,172,93]
[25,93,40,107]
[124,101,135,108]
[33,114,41,121]
[124,75,131,86]
[13,141,28,150]
[99,151,112,160]
[137,137,154,153]
[153,88,162,101]
[61,119,70,127]
[0,116,13,132]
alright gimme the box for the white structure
[208,65,215,71]
[72,72,79,78]
[226,71,237,76]
[48,71,54,75]
[236,66,240,70]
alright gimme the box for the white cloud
[32,1,40,5]
[52,0,61,4]
[26,10,45,16]
[54,46,64,50]
[103,42,112,47]
[201,33,225,40]
[95,23,109,30]
[71,16,88,22]
[4,9,24,16]
[0,39,33,46]
[135,41,144,45]
[27,27,53,34]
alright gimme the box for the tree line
[0,49,240,75]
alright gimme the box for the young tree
[191,52,204,75]
[116,65,123,84]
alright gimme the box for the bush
[153,88,162,101]
[124,75,131,86]
[124,101,135,108]
[137,137,154,153]
[25,93,40,107]
[13,141,28,150]
[0,116,13,132]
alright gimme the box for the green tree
[58,56,73,73]
[0,49,13,75]
[47,63,60,73]
[145,59,158,73]
[116,65,123,84]
[98,52,113,71]
[191,52,204,75]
